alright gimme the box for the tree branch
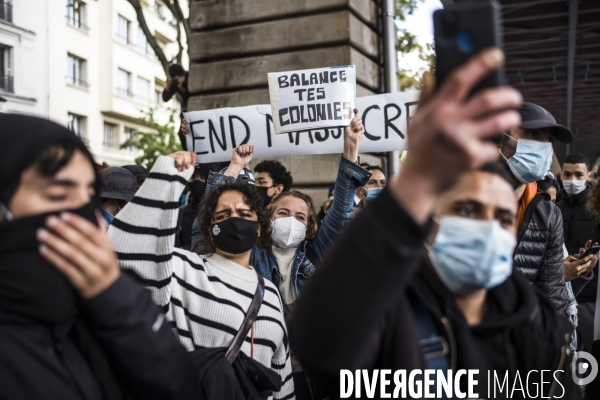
[171,0,191,44]
[126,0,170,78]
[162,0,186,65]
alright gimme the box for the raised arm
[308,110,371,260]
[290,49,522,374]
[108,153,195,307]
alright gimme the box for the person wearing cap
[122,164,149,188]
[0,114,201,399]
[98,167,138,226]
[498,102,574,316]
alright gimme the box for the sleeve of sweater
[81,274,201,400]
[272,323,294,399]
[290,187,431,375]
[108,156,194,308]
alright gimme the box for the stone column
[188,0,384,207]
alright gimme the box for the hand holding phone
[579,245,600,260]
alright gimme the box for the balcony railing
[0,2,12,23]
[0,74,14,93]
[116,87,134,97]
[66,75,89,88]
[66,16,89,31]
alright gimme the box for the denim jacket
[191,156,371,298]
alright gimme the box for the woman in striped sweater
[108,152,294,399]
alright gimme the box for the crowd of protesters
[2,49,600,400]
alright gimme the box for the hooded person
[0,113,201,400]
[98,167,138,226]
[290,51,579,399]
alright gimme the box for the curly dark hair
[196,182,272,254]
[254,160,293,192]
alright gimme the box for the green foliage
[120,110,182,170]
[395,0,425,21]
[395,0,436,91]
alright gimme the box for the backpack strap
[409,294,450,371]
[225,274,265,364]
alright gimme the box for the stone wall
[188,0,385,206]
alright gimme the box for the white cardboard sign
[268,66,356,134]
[184,90,420,163]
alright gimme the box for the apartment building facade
[0,0,188,166]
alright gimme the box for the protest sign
[184,90,420,163]
[268,66,356,134]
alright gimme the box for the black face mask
[188,180,207,202]
[0,202,98,323]
[211,217,258,255]
[255,186,273,207]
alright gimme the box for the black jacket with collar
[557,185,599,302]
[290,188,579,399]
[0,274,202,400]
[513,193,569,315]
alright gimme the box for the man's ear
[356,187,365,200]
[274,184,284,196]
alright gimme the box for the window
[66,0,88,30]
[136,77,150,103]
[0,45,13,93]
[154,1,165,20]
[155,89,162,108]
[137,27,151,54]
[116,68,132,97]
[66,54,88,87]
[116,15,130,44]
[103,122,118,149]
[67,113,86,138]
[0,0,13,23]
[123,127,135,151]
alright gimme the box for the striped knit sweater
[108,156,294,400]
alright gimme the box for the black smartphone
[433,1,505,96]
[580,245,600,259]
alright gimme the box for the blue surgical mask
[500,135,553,184]
[427,216,516,294]
[365,187,383,202]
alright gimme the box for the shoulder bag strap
[225,274,265,364]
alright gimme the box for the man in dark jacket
[291,49,579,399]
[498,102,573,316]
[0,114,201,399]
[557,152,598,351]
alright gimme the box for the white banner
[184,90,420,163]
[268,66,356,134]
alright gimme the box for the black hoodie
[291,188,579,399]
[557,185,599,302]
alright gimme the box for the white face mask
[271,217,307,249]
[562,177,588,196]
